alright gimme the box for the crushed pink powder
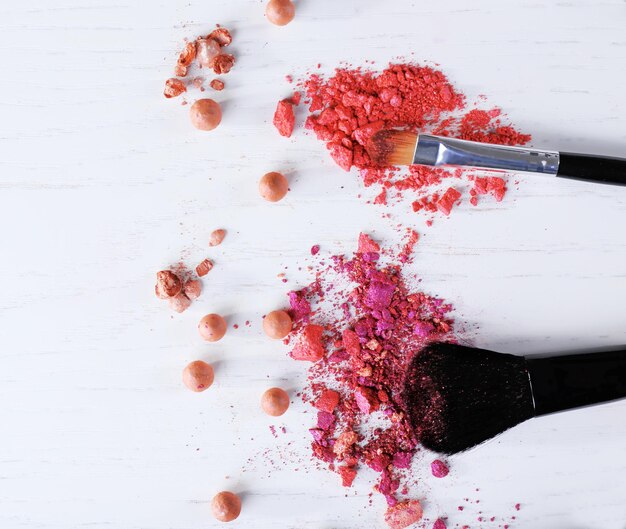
[284,234,456,523]
[294,63,531,215]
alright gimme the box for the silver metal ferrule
[413,134,560,174]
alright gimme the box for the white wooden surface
[1,1,626,528]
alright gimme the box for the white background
[1,1,626,528]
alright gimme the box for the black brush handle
[557,152,626,186]
[525,347,626,416]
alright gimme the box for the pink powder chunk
[338,465,357,487]
[431,459,449,478]
[316,411,336,430]
[310,244,320,255]
[358,232,380,254]
[290,324,325,362]
[437,187,461,216]
[365,280,396,310]
[384,500,423,529]
[314,389,340,413]
[273,99,295,137]
[433,519,447,529]
[355,386,379,414]
[288,290,311,323]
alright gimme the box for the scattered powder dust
[282,233,457,525]
[292,63,531,217]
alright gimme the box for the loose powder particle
[296,63,531,215]
[431,459,449,478]
[273,99,296,137]
[284,235,456,520]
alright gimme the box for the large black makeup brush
[401,342,626,454]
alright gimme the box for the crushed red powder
[431,459,449,478]
[296,63,531,215]
[195,258,214,277]
[210,79,225,91]
[284,234,456,524]
[273,99,296,137]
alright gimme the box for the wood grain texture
[1,1,625,528]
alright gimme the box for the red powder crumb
[357,232,380,254]
[164,78,187,98]
[210,53,235,74]
[208,27,232,47]
[311,244,320,255]
[210,79,225,91]
[286,235,455,521]
[384,500,423,529]
[297,63,531,215]
[437,187,461,216]
[338,465,358,487]
[290,92,302,105]
[431,459,449,478]
[314,389,340,413]
[290,324,325,362]
[471,176,507,203]
[433,519,447,529]
[196,258,214,277]
[273,99,296,138]
[515,503,521,511]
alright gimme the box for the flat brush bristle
[367,129,417,166]
[400,343,534,454]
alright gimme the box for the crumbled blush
[310,244,320,255]
[314,389,340,413]
[384,500,423,529]
[338,465,358,487]
[287,235,456,511]
[196,258,214,277]
[515,503,521,511]
[358,232,380,254]
[164,78,187,98]
[210,79,225,91]
[472,176,507,202]
[433,519,447,529]
[355,386,379,414]
[211,53,235,74]
[317,411,336,430]
[290,324,325,361]
[437,187,461,216]
[288,290,311,323]
[298,63,531,214]
[431,459,449,478]
[273,99,296,137]
[392,452,412,469]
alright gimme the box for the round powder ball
[261,387,290,416]
[211,491,241,523]
[182,360,214,392]
[259,171,289,202]
[189,99,222,131]
[198,313,227,342]
[263,310,292,339]
[265,0,295,26]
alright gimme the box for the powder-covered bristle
[400,343,535,454]
[367,129,417,166]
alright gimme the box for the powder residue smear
[283,233,456,525]
[296,63,531,215]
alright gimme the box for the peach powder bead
[261,387,290,416]
[259,171,289,202]
[263,310,293,339]
[211,491,241,522]
[198,313,227,342]
[189,99,222,131]
[182,360,214,392]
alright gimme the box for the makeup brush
[367,130,626,186]
[401,342,626,455]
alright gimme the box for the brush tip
[366,129,417,166]
[401,342,534,454]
